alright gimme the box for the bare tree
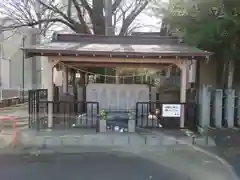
[0,0,57,35]
[0,0,150,35]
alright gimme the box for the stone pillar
[225,89,235,128]
[199,85,211,127]
[214,89,223,128]
[42,58,53,129]
[180,60,187,128]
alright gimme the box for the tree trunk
[92,0,105,35]
[221,61,228,88]
[219,59,235,89]
[227,59,235,89]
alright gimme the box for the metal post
[22,36,26,102]
[0,27,3,102]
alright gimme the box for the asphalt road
[227,155,240,177]
[0,152,190,180]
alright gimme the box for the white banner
[162,104,181,117]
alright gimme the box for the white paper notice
[162,104,181,117]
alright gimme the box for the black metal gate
[28,89,48,128]
[28,89,99,131]
[135,101,197,130]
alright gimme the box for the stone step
[17,130,193,148]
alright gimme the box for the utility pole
[22,36,26,102]
[0,26,3,101]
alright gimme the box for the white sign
[162,104,181,117]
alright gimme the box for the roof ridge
[52,33,181,45]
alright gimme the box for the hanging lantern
[188,59,196,83]
[53,67,64,86]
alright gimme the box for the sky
[0,0,163,38]
[135,10,161,32]
[57,0,163,34]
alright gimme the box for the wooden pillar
[72,69,77,101]
[62,66,67,93]
[179,60,188,128]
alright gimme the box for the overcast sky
[135,10,161,32]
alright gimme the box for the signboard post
[162,104,181,117]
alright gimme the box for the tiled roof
[23,33,212,58]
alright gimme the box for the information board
[162,104,181,117]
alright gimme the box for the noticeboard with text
[162,104,181,117]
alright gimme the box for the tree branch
[2,18,76,32]
[35,0,76,25]
[112,0,122,12]
[80,0,92,15]
[119,0,148,35]
[72,0,91,34]
[0,0,148,36]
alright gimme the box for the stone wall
[0,97,21,108]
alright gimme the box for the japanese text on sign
[162,104,181,117]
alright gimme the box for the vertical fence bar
[135,102,138,127]
[236,92,240,127]
[234,94,239,127]
[36,90,40,131]
[28,90,31,128]
[96,102,99,132]
[214,89,223,128]
[209,90,215,127]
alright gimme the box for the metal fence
[28,89,48,128]
[135,101,197,130]
[28,89,99,130]
[36,101,99,130]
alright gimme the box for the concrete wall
[0,17,42,93]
